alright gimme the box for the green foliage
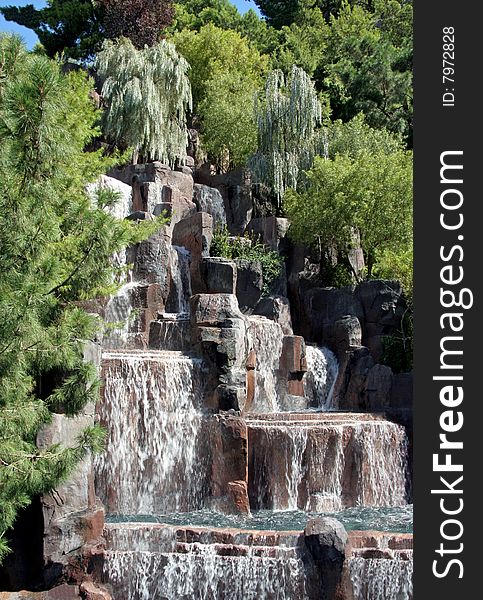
[381,308,413,373]
[172,24,267,111]
[96,37,192,164]
[326,113,404,158]
[321,1,412,141]
[253,0,300,29]
[171,2,279,55]
[210,226,283,296]
[0,0,104,62]
[199,72,259,171]
[253,0,375,29]
[172,0,241,32]
[250,65,326,204]
[0,36,158,562]
[284,149,412,278]
[272,12,328,77]
[172,24,268,170]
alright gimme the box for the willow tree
[249,65,325,205]
[96,37,192,164]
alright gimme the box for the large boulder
[333,316,362,355]
[173,212,213,294]
[304,517,348,600]
[253,295,293,335]
[235,259,263,312]
[86,175,133,219]
[355,280,407,361]
[337,347,394,412]
[190,294,250,411]
[247,216,290,252]
[194,166,253,235]
[201,257,237,294]
[193,184,227,227]
[300,286,364,346]
[109,162,196,225]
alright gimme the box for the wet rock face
[173,212,213,294]
[305,517,348,600]
[210,415,250,515]
[190,294,249,411]
[253,295,293,335]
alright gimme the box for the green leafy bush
[210,226,283,296]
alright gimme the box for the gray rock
[86,175,132,220]
[194,166,253,235]
[235,259,263,312]
[304,517,348,600]
[333,315,362,354]
[193,183,227,227]
[254,295,293,335]
[247,216,290,252]
[201,257,237,294]
[190,294,244,326]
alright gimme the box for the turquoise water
[106,504,413,534]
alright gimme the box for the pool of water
[106,505,413,534]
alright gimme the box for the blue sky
[0,1,261,49]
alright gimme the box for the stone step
[246,412,388,423]
[104,522,304,553]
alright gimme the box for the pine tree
[96,37,192,164]
[0,35,157,562]
[249,65,325,204]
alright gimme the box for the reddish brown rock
[79,581,112,600]
[173,213,213,293]
[210,416,249,514]
[227,481,251,515]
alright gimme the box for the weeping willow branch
[96,37,192,165]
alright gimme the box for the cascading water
[304,346,339,410]
[248,414,408,513]
[348,556,413,600]
[95,350,210,514]
[103,523,308,600]
[166,245,192,314]
[247,316,285,412]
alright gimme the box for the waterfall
[166,245,192,315]
[149,315,191,352]
[103,523,308,600]
[247,316,285,412]
[248,415,408,512]
[304,346,339,410]
[349,557,413,600]
[95,350,209,514]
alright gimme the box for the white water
[104,545,308,600]
[349,556,413,600]
[249,416,408,512]
[167,245,191,314]
[304,346,339,410]
[95,350,209,514]
[247,316,284,412]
